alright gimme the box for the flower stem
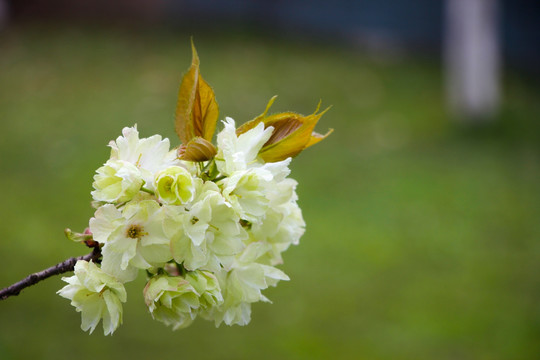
[140,187,155,195]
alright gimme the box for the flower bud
[177,137,217,162]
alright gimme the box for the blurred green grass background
[1,25,539,360]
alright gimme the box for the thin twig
[0,245,101,301]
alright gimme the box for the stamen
[126,224,146,239]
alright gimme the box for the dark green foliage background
[1,26,539,360]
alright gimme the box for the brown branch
[0,245,101,301]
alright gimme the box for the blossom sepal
[64,228,93,243]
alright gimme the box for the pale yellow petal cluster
[60,43,329,334]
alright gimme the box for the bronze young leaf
[175,41,219,152]
[238,98,332,163]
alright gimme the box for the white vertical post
[445,0,501,121]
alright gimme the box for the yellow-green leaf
[175,40,219,144]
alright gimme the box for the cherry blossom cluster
[58,121,305,334]
[57,42,330,334]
